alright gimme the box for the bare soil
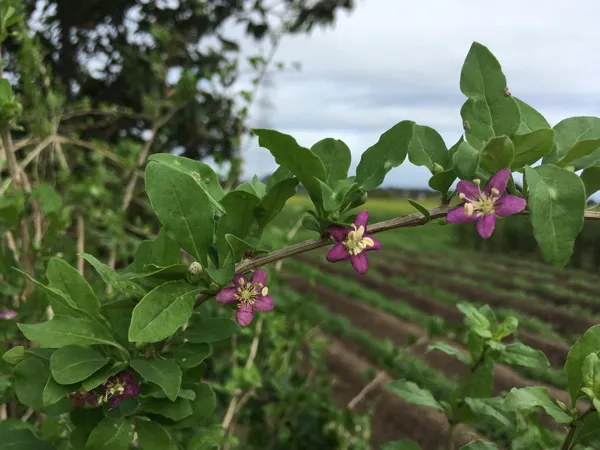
[374,262,596,337]
[296,254,571,368]
[284,274,585,418]
[386,252,600,314]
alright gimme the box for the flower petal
[484,168,511,195]
[446,206,477,223]
[215,287,238,304]
[236,305,254,327]
[232,274,246,288]
[363,234,382,251]
[353,210,369,229]
[494,195,526,217]
[109,396,124,409]
[254,295,274,312]
[476,214,496,239]
[350,253,369,275]
[456,180,481,201]
[251,269,268,286]
[328,225,349,242]
[326,243,350,262]
[0,308,16,320]
[123,383,140,398]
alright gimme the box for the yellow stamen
[464,203,474,216]
[261,287,268,296]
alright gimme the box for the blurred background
[2,0,600,448]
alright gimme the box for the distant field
[269,194,599,448]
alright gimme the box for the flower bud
[188,262,203,276]
[432,163,444,174]
[565,166,575,172]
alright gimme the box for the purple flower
[0,308,16,320]
[446,168,526,239]
[99,371,140,409]
[69,389,98,408]
[215,269,274,327]
[326,210,382,275]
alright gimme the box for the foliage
[1,5,600,448]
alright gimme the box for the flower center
[235,278,266,307]
[460,180,501,217]
[99,380,125,404]
[343,224,375,256]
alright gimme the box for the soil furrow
[285,274,585,419]
[324,336,485,449]
[374,262,596,337]
[397,248,600,299]
[295,254,570,367]
[384,252,600,313]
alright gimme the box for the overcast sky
[231,0,600,188]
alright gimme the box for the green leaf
[503,386,572,423]
[13,357,49,409]
[406,199,431,221]
[464,397,512,428]
[497,343,549,369]
[465,358,494,399]
[316,179,342,211]
[581,165,600,198]
[511,128,555,170]
[46,258,100,314]
[0,429,55,450]
[186,425,225,450]
[250,175,267,198]
[2,346,25,365]
[525,164,586,267]
[460,42,520,149]
[452,141,481,179]
[142,398,193,421]
[255,178,298,233]
[566,325,600,403]
[151,228,181,266]
[426,342,470,364]
[145,162,214,266]
[266,166,295,190]
[386,380,443,411]
[557,138,600,167]
[136,419,173,450]
[380,441,421,450]
[428,170,456,194]
[173,343,212,369]
[355,120,415,190]
[459,441,497,450]
[13,269,82,317]
[18,316,123,351]
[80,253,146,297]
[149,153,225,213]
[215,190,260,263]
[311,138,352,184]
[457,303,492,338]
[514,98,550,134]
[252,129,327,208]
[582,353,600,398]
[185,318,240,343]
[494,316,518,339]
[86,418,134,450]
[32,183,62,215]
[134,241,154,273]
[50,346,109,384]
[408,125,449,172]
[545,117,600,168]
[205,263,235,287]
[130,359,181,401]
[82,362,129,391]
[479,136,514,172]
[129,281,201,343]
[42,378,71,406]
[127,264,189,281]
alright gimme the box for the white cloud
[229,0,600,188]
